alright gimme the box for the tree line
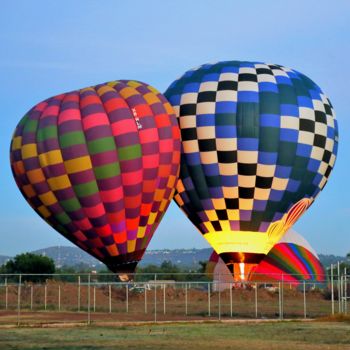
[0,253,209,283]
[1,252,349,283]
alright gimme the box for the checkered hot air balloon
[10,80,181,279]
[165,61,338,279]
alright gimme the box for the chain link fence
[0,272,348,326]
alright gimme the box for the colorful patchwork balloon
[10,80,181,278]
[165,61,338,278]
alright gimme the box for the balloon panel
[10,80,181,273]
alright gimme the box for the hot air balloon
[165,61,338,280]
[10,80,181,280]
[206,229,327,287]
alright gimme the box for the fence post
[154,274,157,323]
[345,268,348,314]
[230,282,232,318]
[44,284,47,311]
[78,275,81,312]
[163,283,166,315]
[340,275,343,314]
[208,282,211,317]
[87,274,91,325]
[144,285,147,314]
[5,278,8,310]
[185,282,188,316]
[17,274,22,327]
[255,283,258,319]
[93,286,96,312]
[303,280,306,319]
[343,275,346,314]
[278,281,281,319]
[30,285,33,310]
[281,274,284,319]
[58,284,61,312]
[338,261,341,313]
[126,283,129,313]
[109,284,112,313]
[218,273,221,321]
[331,264,334,315]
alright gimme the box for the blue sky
[1,0,349,256]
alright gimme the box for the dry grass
[316,314,350,323]
[0,321,349,350]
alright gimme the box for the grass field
[0,320,349,350]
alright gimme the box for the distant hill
[140,248,212,268]
[317,254,348,267]
[0,246,347,270]
[32,246,213,270]
[32,246,104,269]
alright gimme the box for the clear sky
[1,0,349,256]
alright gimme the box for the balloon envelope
[11,80,181,276]
[206,229,327,285]
[165,61,338,272]
[250,230,327,284]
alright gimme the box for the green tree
[197,261,208,274]
[0,253,55,282]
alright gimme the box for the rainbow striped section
[250,242,326,283]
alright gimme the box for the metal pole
[340,275,343,314]
[58,285,61,311]
[331,264,334,315]
[5,278,8,310]
[44,284,47,311]
[208,282,211,317]
[345,268,348,314]
[230,282,232,318]
[338,261,341,313]
[343,275,345,314]
[78,276,81,312]
[93,286,96,312]
[87,274,91,325]
[30,285,33,310]
[126,283,129,313]
[185,282,188,316]
[144,285,147,314]
[344,274,346,314]
[281,274,284,319]
[278,281,281,319]
[109,284,112,313]
[163,283,166,315]
[17,274,22,327]
[154,274,157,323]
[303,280,306,319]
[218,274,221,321]
[342,274,345,314]
[255,283,258,319]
